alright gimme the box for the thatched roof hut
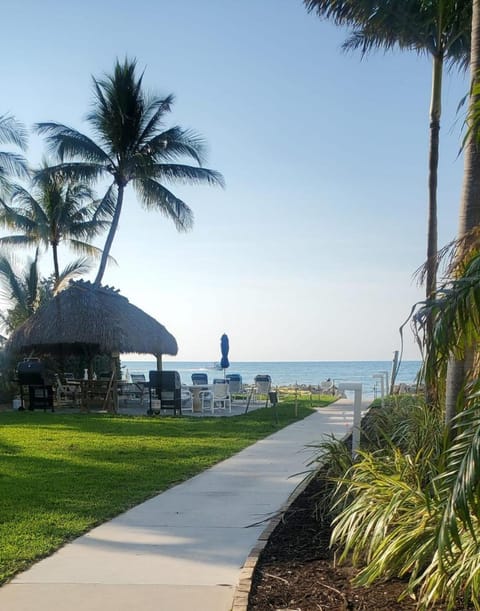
[7,281,178,358]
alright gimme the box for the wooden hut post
[111,351,119,412]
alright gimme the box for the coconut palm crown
[0,162,111,282]
[304,1,470,66]
[35,58,225,285]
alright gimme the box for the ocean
[120,360,421,398]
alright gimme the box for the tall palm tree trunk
[51,241,60,283]
[425,52,443,405]
[94,184,124,285]
[445,0,480,425]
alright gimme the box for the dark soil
[247,473,466,611]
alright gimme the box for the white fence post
[337,382,363,457]
[373,373,385,408]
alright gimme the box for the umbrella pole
[156,354,162,371]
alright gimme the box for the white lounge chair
[252,375,272,407]
[199,382,231,414]
[181,386,193,412]
[130,373,148,404]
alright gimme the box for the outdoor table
[188,384,213,413]
[79,379,116,413]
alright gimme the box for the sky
[0,0,470,363]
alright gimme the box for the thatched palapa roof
[8,281,178,357]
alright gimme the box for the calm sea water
[120,360,421,398]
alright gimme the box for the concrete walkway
[0,397,370,611]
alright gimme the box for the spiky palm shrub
[328,387,480,608]
[415,380,480,609]
[306,435,355,522]
[362,395,445,461]
[331,447,443,590]
[326,396,451,604]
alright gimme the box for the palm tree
[0,249,92,334]
[35,58,225,285]
[444,0,480,423]
[0,114,29,192]
[304,1,471,402]
[0,162,111,282]
[0,250,42,332]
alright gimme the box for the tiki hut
[8,280,178,360]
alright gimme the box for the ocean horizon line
[122,358,421,364]
[120,359,421,396]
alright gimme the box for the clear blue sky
[0,0,469,362]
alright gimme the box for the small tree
[0,162,111,282]
[36,58,225,285]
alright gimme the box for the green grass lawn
[0,396,334,584]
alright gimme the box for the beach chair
[148,370,182,416]
[54,374,79,406]
[191,372,208,385]
[181,386,193,412]
[130,373,148,404]
[199,382,231,414]
[253,374,272,407]
[226,373,247,405]
[319,379,334,395]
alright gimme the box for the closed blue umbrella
[220,333,230,377]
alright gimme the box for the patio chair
[148,370,182,416]
[130,373,148,404]
[54,374,79,406]
[191,372,208,385]
[199,382,231,414]
[319,379,334,395]
[253,374,272,407]
[226,373,247,405]
[181,386,193,412]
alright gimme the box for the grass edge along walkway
[0,396,334,585]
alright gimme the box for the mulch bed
[247,471,467,611]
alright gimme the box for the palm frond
[67,238,115,263]
[35,122,111,165]
[303,0,366,25]
[92,184,117,220]
[0,201,43,235]
[33,161,106,184]
[148,127,207,165]
[136,94,175,146]
[87,59,146,156]
[152,163,225,187]
[305,0,470,65]
[0,253,24,305]
[0,114,27,150]
[0,151,29,180]
[436,388,480,555]
[54,257,92,292]
[0,234,41,248]
[133,178,194,231]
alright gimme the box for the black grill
[16,360,54,411]
[17,359,45,385]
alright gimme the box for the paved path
[0,397,370,611]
